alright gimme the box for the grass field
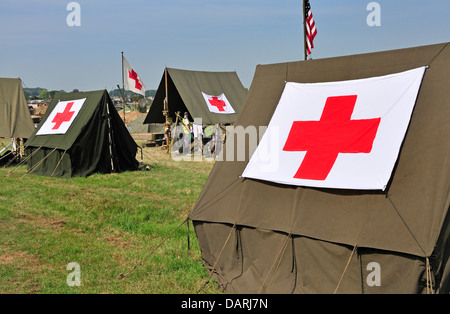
[0,139,220,294]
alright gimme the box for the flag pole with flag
[121,52,146,123]
[303,0,317,60]
[122,53,146,97]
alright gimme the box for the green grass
[0,142,219,294]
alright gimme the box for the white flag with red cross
[202,92,235,114]
[36,98,86,135]
[242,67,427,190]
[122,55,146,96]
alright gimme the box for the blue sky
[1,0,450,91]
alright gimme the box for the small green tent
[143,68,247,125]
[0,78,35,139]
[25,90,138,177]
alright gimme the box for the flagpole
[121,51,126,123]
[164,67,168,111]
[303,0,307,61]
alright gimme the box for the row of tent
[0,67,248,177]
[1,42,449,293]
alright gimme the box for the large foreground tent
[25,90,138,177]
[143,68,247,125]
[0,78,35,139]
[189,43,450,293]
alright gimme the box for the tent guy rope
[119,218,188,281]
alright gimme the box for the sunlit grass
[0,142,218,294]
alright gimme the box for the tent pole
[165,67,168,106]
[169,111,180,152]
[163,67,171,152]
[121,52,126,125]
[106,95,115,172]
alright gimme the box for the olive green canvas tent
[143,68,247,125]
[0,78,35,139]
[25,90,138,178]
[189,43,450,294]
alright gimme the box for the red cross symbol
[283,95,381,180]
[208,97,226,112]
[51,102,76,130]
[128,69,143,90]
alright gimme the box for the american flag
[305,0,317,55]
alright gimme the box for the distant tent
[143,68,247,125]
[128,115,150,133]
[189,43,450,293]
[25,90,138,178]
[0,78,35,139]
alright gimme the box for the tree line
[24,87,156,101]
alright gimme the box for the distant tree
[38,89,49,100]
[145,89,156,97]
[24,87,67,100]
[24,87,46,98]
[72,89,80,93]
[49,90,59,99]
[108,88,156,99]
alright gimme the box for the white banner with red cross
[122,55,146,96]
[242,67,427,190]
[36,98,86,135]
[202,92,235,114]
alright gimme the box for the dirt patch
[0,246,43,293]
[0,248,39,266]
[14,211,67,231]
[118,111,146,126]
[104,236,134,248]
